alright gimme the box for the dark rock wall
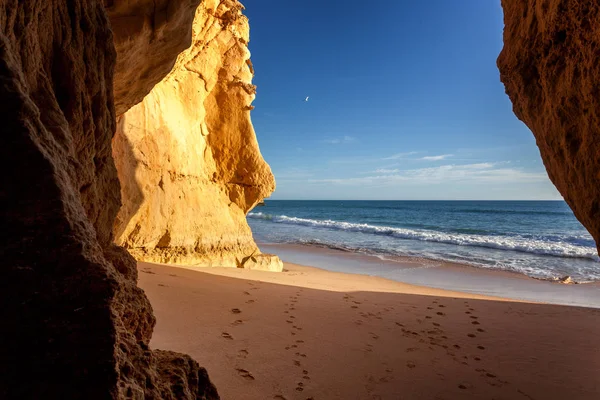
[0,0,218,398]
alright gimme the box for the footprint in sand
[286,320,293,324]
[157,283,168,287]
[470,316,478,320]
[477,328,486,332]
[238,349,248,358]
[351,305,359,309]
[246,300,255,304]
[432,322,440,327]
[291,344,298,348]
[168,273,178,277]
[467,333,476,338]
[294,360,301,366]
[472,321,480,325]
[290,316,296,319]
[221,332,233,340]
[438,305,446,308]
[231,308,242,314]
[236,368,255,381]
[436,312,446,316]
[296,340,304,344]
[477,345,486,350]
[406,361,417,369]
[243,291,250,295]
[273,395,287,400]
[231,319,243,326]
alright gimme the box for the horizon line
[263,199,565,202]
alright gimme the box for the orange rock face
[112,0,282,271]
[0,0,218,398]
[498,0,600,252]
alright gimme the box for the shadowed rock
[498,0,600,252]
[0,0,218,398]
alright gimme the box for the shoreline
[258,242,600,309]
[138,261,600,400]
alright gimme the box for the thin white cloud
[323,135,356,144]
[274,168,315,180]
[374,168,400,174]
[308,163,548,186]
[420,154,453,161]
[382,151,418,160]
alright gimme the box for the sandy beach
[138,261,600,400]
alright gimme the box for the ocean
[248,200,600,283]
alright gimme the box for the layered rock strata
[112,0,282,271]
[0,0,218,398]
[498,0,600,252]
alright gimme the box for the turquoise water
[248,200,600,282]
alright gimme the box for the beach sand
[138,261,600,400]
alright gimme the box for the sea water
[248,200,600,283]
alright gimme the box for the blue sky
[244,0,562,200]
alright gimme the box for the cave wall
[498,0,600,251]
[111,0,282,271]
[0,0,218,398]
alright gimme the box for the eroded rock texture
[112,0,282,271]
[106,0,203,115]
[0,0,218,398]
[498,0,600,251]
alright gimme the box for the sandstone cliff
[0,0,218,398]
[111,0,282,271]
[498,0,600,252]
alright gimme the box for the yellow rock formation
[112,0,282,271]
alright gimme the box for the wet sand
[139,261,600,400]
[259,243,600,308]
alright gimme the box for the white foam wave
[248,212,599,261]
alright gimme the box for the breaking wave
[247,212,599,261]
